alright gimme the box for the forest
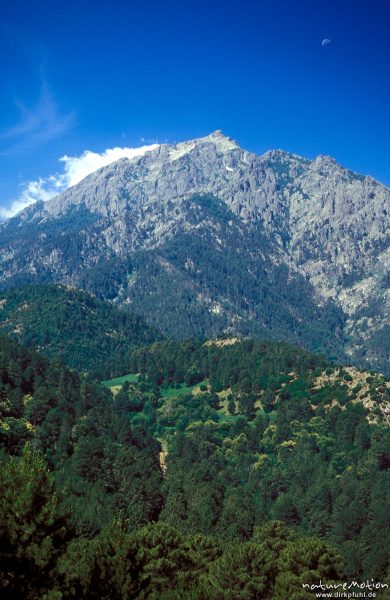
[0,285,161,376]
[1,332,390,598]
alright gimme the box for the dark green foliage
[0,446,66,600]
[0,284,161,376]
[128,338,328,393]
[0,335,163,537]
[272,536,342,599]
[57,522,144,599]
[121,338,390,579]
[200,541,268,599]
[0,332,389,597]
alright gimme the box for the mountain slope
[0,131,389,372]
[0,284,162,374]
[2,332,390,588]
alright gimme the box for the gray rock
[1,131,389,372]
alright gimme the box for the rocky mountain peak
[0,133,389,374]
[312,153,339,166]
[204,129,238,146]
[161,130,239,161]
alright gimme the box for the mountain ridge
[0,131,389,373]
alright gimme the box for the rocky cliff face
[1,131,389,372]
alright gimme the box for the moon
[322,38,331,46]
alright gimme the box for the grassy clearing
[101,373,210,399]
[102,373,139,388]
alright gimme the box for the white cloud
[0,143,159,220]
[60,145,159,187]
[0,176,63,219]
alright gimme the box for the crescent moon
[322,38,331,46]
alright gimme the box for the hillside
[1,333,390,598]
[125,337,390,424]
[0,284,162,375]
[0,132,389,373]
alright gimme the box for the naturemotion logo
[302,579,388,598]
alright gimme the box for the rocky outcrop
[0,131,389,373]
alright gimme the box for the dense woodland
[0,285,161,376]
[1,332,390,598]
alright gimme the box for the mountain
[0,284,161,375]
[0,131,389,372]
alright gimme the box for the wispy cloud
[0,177,64,220]
[0,143,159,219]
[0,82,74,155]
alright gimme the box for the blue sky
[1,0,389,215]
